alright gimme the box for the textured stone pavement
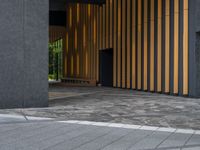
[1,86,200,130]
[0,118,200,150]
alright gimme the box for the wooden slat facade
[64,0,189,96]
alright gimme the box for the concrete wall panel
[0,0,48,108]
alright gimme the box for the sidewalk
[0,114,200,150]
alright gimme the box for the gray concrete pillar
[189,0,200,97]
[0,0,49,108]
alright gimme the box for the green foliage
[49,39,63,80]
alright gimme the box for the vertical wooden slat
[77,53,80,76]
[137,0,142,90]
[79,4,82,78]
[75,28,77,51]
[157,0,162,92]
[77,4,80,23]
[165,0,170,93]
[94,6,97,80]
[100,6,103,50]
[122,0,126,88]
[77,3,79,77]
[174,0,179,94]
[74,4,77,77]
[71,55,74,76]
[110,0,113,48]
[132,0,136,89]
[106,0,109,48]
[143,0,148,91]
[103,5,106,49]
[69,6,72,29]
[97,6,100,82]
[65,32,68,76]
[183,0,188,95]
[86,51,88,77]
[83,5,86,78]
[127,0,131,88]
[150,0,155,91]
[113,0,117,87]
[88,4,91,79]
[90,5,93,79]
[117,0,121,87]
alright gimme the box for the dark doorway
[99,49,113,87]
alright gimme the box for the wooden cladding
[183,0,189,95]
[65,0,189,96]
[65,3,98,80]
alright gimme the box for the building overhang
[66,0,105,5]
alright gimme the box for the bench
[60,78,97,86]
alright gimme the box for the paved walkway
[1,86,200,130]
[0,115,200,150]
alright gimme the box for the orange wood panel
[106,0,109,48]
[165,0,170,93]
[137,0,142,90]
[77,53,80,76]
[97,6,100,82]
[174,0,179,94]
[117,0,121,87]
[150,0,155,91]
[113,0,117,87]
[110,0,113,48]
[143,0,148,91]
[183,0,188,95]
[122,0,126,88]
[157,0,162,92]
[103,5,106,49]
[126,0,131,89]
[100,6,103,50]
[132,0,136,89]
[94,6,97,80]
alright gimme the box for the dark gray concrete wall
[0,0,48,108]
[189,0,200,97]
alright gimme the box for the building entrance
[99,49,113,87]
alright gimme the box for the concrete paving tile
[0,124,22,133]
[11,124,87,150]
[128,130,172,150]
[158,133,193,149]
[0,122,65,146]
[33,125,97,150]
[73,128,133,150]
[0,122,52,140]
[45,126,112,150]
[0,144,38,150]
[185,134,200,145]
[102,129,153,150]
[182,147,200,150]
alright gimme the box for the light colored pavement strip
[0,113,53,124]
[60,120,200,135]
[49,90,111,100]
